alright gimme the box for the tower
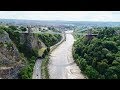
[27,26,32,34]
[87,28,92,35]
[86,28,93,40]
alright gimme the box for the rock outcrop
[0,30,22,79]
[0,27,45,79]
[20,27,44,55]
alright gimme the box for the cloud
[0,11,120,22]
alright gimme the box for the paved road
[48,31,85,79]
[32,59,42,79]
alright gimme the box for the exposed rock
[20,27,43,53]
[0,30,22,79]
[0,27,45,79]
[0,65,22,79]
[0,30,11,43]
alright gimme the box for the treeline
[73,27,120,79]
[38,33,62,47]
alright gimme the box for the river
[48,31,85,79]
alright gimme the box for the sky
[0,11,120,22]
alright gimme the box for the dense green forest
[73,27,120,79]
[38,33,62,47]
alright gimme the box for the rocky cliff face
[0,27,45,79]
[24,33,42,51]
[19,27,44,56]
[0,31,22,79]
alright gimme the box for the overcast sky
[0,11,120,22]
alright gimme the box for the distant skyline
[0,11,120,22]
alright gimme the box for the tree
[73,54,79,60]
[47,47,50,52]
[29,56,36,63]
[0,28,4,34]
[99,74,105,79]
[38,33,62,47]
[79,58,87,71]
[19,65,32,79]
[44,49,48,56]
[102,48,109,55]
[85,65,99,79]
[106,53,115,64]
[97,61,109,75]
[20,26,27,31]
[9,25,17,31]
[92,58,97,68]
[102,41,118,53]
[105,67,118,79]
[112,60,120,66]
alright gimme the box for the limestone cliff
[19,27,45,57]
[0,31,22,79]
[0,27,45,79]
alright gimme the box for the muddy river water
[48,31,85,79]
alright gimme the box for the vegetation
[1,25,21,47]
[16,47,36,78]
[19,26,27,31]
[38,47,50,58]
[38,33,62,47]
[19,56,36,79]
[48,27,61,33]
[0,28,4,35]
[41,56,49,79]
[73,27,120,79]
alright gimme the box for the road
[32,59,42,79]
[48,31,85,79]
